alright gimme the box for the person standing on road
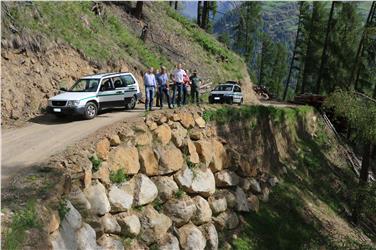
[144,67,156,111]
[156,66,172,109]
[172,63,186,107]
[190,70,201,105]
[182,69,190,105]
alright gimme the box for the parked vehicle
[208,82,243,105]
[47,72,141,119]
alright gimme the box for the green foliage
[58,199,71,220]
[4,201,40,250]
[152,198,163,212]
[109,169,129,184]
[175,189,185,199]
[134,205,144,212]
[324,89,376,144]
[89,155,102,172]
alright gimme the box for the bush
[58,199,71,220]
[110,169,128,184]
[89,155,102,172]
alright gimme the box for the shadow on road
[28,106,144,125]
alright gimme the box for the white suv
[47,72,141,119]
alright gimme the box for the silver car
[208,82,243,105]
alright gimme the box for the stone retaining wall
[48,109,279,250]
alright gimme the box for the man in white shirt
[172,63,186,107]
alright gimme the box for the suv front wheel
[84,102,97,119]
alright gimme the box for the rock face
[199,223,218,250]
[84,181,111,216]
[139,206,172,245]
[152,176,179,202]
[171,122,188,148]
[214,170,240,187]
[195,116,206,128]
[194,140,213,167]
[115,213,141,237]
[158,144,184,174]
[108,145,140,174]
[139,146,159,176]
[175,167,216,197]
[186,139,200,164]
[134,174,158,206]
[101,213,121,234]
[192,196,212,225]
[163,196,196,226]
[97,234,124,250]
[179,112,195,129]
[235,187,249,212]
[213,211,239,230]
[249,178,262,193]
[178,223,206,250]
[76,223,100,250]
[209,139,227,172]
[158,233,180,250]
[154,124,172,145]
[248,195,260,212]
[208,195,227,215]
[96,138,110,160]
[108,185,133,212]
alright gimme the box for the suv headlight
[67,100,80,106]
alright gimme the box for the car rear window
[214,85,233,91]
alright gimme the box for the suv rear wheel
[84,102,97,119]
[125,96,137,110]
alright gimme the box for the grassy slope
[204,106,375,249]
[2,2,246,82]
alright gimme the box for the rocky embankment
[47,108,279,250]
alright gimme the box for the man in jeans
[172,63,186,107]
[190,69,201,105]
[156,66,172,109]
[143,67,156,111]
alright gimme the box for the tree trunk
[174,1,178,10]
[197,1,202,26]
[259,41,265,86]
[134,1,143,19]
[201,1,209,30]
[316,1,336,94]
[352,143,373,224]
[283,2,304,100]
[169,1,173,7]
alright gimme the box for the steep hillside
[1,2,257,127]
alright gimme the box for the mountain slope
[1,2,257,127]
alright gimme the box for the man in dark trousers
[190,69,201,105]
[156,66,172,109]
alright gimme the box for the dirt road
[1,106,144,185]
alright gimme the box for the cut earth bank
[2,105,372,249]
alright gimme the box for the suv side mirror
[60,87,67,92]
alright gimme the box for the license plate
[214,97,220,100]
[53,108,61,112]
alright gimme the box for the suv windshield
[69,79,100,92]
[214,85,233,91]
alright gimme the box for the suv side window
[120,75,135,86]
[234,86,241,92]
[100,78,114,91]
[112,76,125,88]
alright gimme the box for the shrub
[175,189,185,199]
[58,199,71,220]
[109,169,128,184]
[89,155,102,172]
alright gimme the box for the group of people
[143,63,202,111]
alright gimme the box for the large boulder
[96,138,110,160]
[235,187,249,212]
[199,223,218,250]
[157,144,184,174]
[154,124,172,145]
[171,122,188,148]
[92,161,111,185]
[163,196,196,226]
[108,145,140,175]
[139,206,172,245]
[50,216,78,250]
[192,196,212,225]
[76,223,101,250]
[185,139,200,164]
[135,132,153,146]
[63,200,82,230]
[151,176,179,202]
[189,128,203,141]
[97,234,124,250]
[249,178,262,194]
[139,146,159,176]
[194,116,206,128]
[174,167,215,198]
[101,213,121,234]
[239,160,257,177]
[209,139,227,172]
[84,181,111,216]
[68,188,91,213]
[208,195,227,215]
[214,170,240,187]
[217,189,237,209]
[213,211,239,230]
[194,140,213,167]
[109,134,121,146]
[108,185,133,212]
[158,233,180,250]
[178,223,206,250]
[179,112,195,129]
[134,174,158,206]
[115,212,141,237]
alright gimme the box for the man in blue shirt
[144,67,156,111]
[156,66,172,109]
